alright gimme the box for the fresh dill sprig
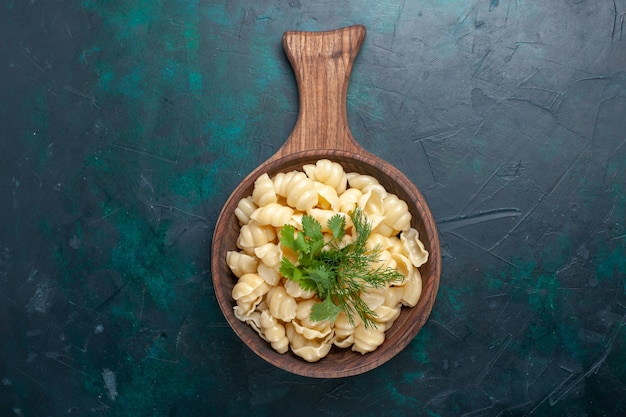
[279,207,404,328]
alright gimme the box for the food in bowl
[226,159,428,362]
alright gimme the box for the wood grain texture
[279,25,364,156]
[211,25,441,378]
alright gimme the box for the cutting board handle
[276,25,366,158]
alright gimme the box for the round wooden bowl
[211,25,441,378]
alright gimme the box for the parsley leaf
[328,214,346,242]
[310,296,341,323]
[279,224,297,252]
[308,265,332,298]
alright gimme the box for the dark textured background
[1,0,625,416]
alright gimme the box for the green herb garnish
[278,207,404,328]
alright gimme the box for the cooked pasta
[400,228,429,268]
[226,251,257,278]
[285,322,333,362]
[226,159,428,361]
[250,203,294,227]
[266,286,297,322]
[257,263,281,286]
[234,196,257,226]
[313,181,340,211]
[231,273,271,303]
[260,310,290,354]
[303,159,348,194]
[253,242,282,269]
[252,173,278,207]
[285,172,318,211]
[332,311,358,348]
[236,222,276,254]
[284,278,316,299]
[352,323,386,354]
[338,187,362,213]
[382,194,412,233]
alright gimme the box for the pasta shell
[382,193,412,232]
[314,181,340,211]
[234,196,257,225]
[266,286,297,322]
[250,203,294,227]
[254,242,282,268]
[401,268,423,307]
[226,251,258,278]
[286,323,333,363]
[400,228,429,268]
[252,173,278,207]
[352,324,386,354]
[232,273,271,303]
[284,279,316,299]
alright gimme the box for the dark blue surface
[1,1,625,416]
